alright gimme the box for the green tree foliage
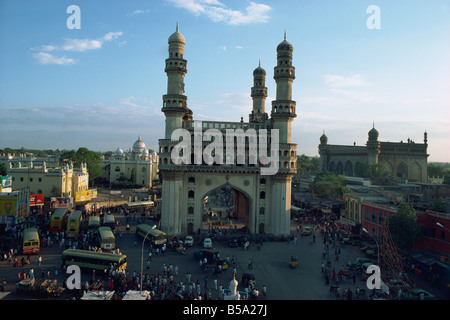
[296,154,320,176]
[388,203,422,253]
[312,171,349,199]
[428,163,450,184]
[0,163,7,176]
[354,162,388,179]
[59,147,102,184]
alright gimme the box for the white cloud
[31,32,123,64]
[167,0,271,25]
[32,52,76,65]
[127,9,150,16]
[324,74,370,88]
[59,38,103,52]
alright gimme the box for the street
[0,207,448,300]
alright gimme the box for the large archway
[201,184,251,233]
[396,162,408,179]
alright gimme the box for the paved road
[0,211,448,300]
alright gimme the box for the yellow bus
[102,214,115,230]
[98,226,116,250]
[23,228,40,254]
[67,210,83,238]
[50,208,69,233]
[88,216,101,230]
[136,224,167,247]
[61,249,126,272]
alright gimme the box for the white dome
[115,146,124,156]
[132,136,146,153]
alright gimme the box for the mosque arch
[201,183,252,232]
[396,162,408,179]
[328,161,336,174]
[344,161,353,176]
[337,161,344,175]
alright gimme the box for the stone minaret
[249,60,268,123]
[162,22,189,139]
[269,32,297,236]
[271,31,296,144]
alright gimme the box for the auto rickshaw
[290,256,298,268]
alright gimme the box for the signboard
[30,194,45,206]
[0,176,12,188]
[0,197,17,216]
[50,197,74,209]
[75,189,97,202]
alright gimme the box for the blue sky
[0,0,449,162]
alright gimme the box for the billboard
[0,176,12,188]
[50,197,74,209]
[75,189,97,202]
[30,194,45,206]
[0,196,17,216]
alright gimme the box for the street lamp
[436,222,450,232]
[362,227,380,267]
[140,224,157,293]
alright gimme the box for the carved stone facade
[158,26,297,236]
[318,127,429,182]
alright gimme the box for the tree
[388,203,422,253]
[0,163,7,176]
[354,162,388,179]
[59,147,102,185]
[312,171,349,199]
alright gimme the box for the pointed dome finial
[284,30,286,40]
[176,21,179,32]
[259,58,261,67]
[373,121,375,128]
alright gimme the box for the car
[203,237,213,249]
[184,235,194,247]
[228,238,238,247]
[301,226,312,236]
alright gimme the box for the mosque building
[157,25,297,236]
[318,125,429,182]
[101,136,159,188]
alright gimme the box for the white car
[184,235,194,247]
[203,237,213,249]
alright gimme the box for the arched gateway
[158,25,297,236]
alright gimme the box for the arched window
[188,190,194,198]
[115,166,120,172]
[260,191,265,199]
[188,206,194,214]
[188,177,195,184]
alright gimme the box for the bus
[102,214,115,230]
[88,216,101,230]
[23,228,40,254]
[50,208,69,233]
[61,249,126,272]
[98,226,116,251]
[136,224,167,247]
[67,210,83,238]
[125,201,154,212]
